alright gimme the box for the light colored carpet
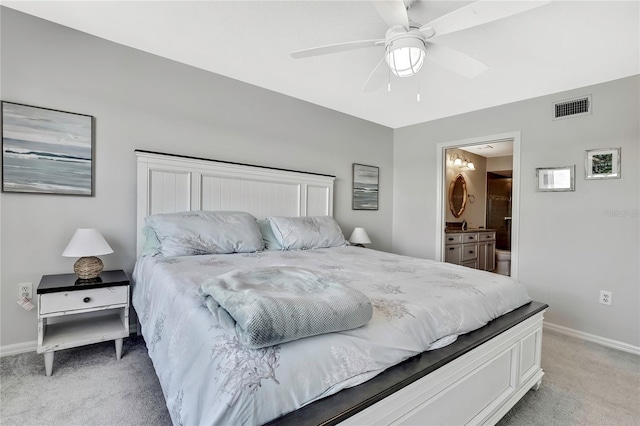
[0,336,171,426]
[1,330,638,425]
[498,329,640,426]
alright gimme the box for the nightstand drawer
[40,286,128,315]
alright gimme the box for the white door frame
[435,131,522,279]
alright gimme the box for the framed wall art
[585,147,621,180]
[536,165,575,192]
[2,101,94,195]
[352,163,378,210]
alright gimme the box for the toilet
[495,249,511,276]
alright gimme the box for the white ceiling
[4,1,639,129]
[462,140,512,158]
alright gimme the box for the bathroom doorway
[436,132,521,278]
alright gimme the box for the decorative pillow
[268,216,347,250]
[145,211,264,256]
[141,225,161,256]
[257,219,283,251]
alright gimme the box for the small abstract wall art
[535,165,575,192]
[585,148,621,180]
[2,101,93,195]
[353,163,379,210]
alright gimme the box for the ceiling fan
[291,0,549,92]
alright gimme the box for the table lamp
[62,228,113,279]
[348,227,371,248]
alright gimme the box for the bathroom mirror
[449,174,467,218]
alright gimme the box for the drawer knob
[469,250,474,253]
[449,247,455,251]
[83,297,91,303]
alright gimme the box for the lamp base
[73,256,103,279]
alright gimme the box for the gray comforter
[198,266,373,348]
[133,247,531,425]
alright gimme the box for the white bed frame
[136,150,545,426]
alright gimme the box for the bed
[133,150,547,425]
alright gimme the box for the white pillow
[268,216,347,250]
[145,211,264,256]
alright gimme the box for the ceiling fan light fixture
[385,36,426,78]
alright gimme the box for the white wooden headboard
[135,150,335,255]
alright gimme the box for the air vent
[553,95,592,120]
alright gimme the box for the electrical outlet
[18,282,32,300]
[599,290,612,306]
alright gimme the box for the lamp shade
[62,229,113,257]
[348,227,372,245]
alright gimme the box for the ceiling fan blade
[372,0,409,29]
[424,41,488,78]
[422,0,550,37]
[291,39,384,59]
[362,54,389,93]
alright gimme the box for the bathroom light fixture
[450,154,463,166]
[450,153,475,169]
[63,228,113,279]
[348,227,372,248]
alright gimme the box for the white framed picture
[585,147,621,180]
[536,165,575,192]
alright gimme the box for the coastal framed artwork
[352,163,379,210]
[585,147,621,180]
[2,101,94,195]
[536,165,575,192]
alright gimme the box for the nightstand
[36,270,130,376]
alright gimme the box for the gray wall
[393,76,640,347]
[0,9,394,348]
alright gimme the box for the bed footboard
[341,310,545,425]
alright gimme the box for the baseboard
[0,340,37,357]
[1,322,140,357]
[3,323,634,357]
[544,322,640,355]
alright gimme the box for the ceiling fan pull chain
[417,78,421,102]
[387,64,392,92]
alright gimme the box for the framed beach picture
[585,148,621,180]
[2,101,94,195]
[353,163,379,210]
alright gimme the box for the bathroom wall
[444,148,487,229]
[487,156,513,174]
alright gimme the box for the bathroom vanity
[444,230,496,271]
